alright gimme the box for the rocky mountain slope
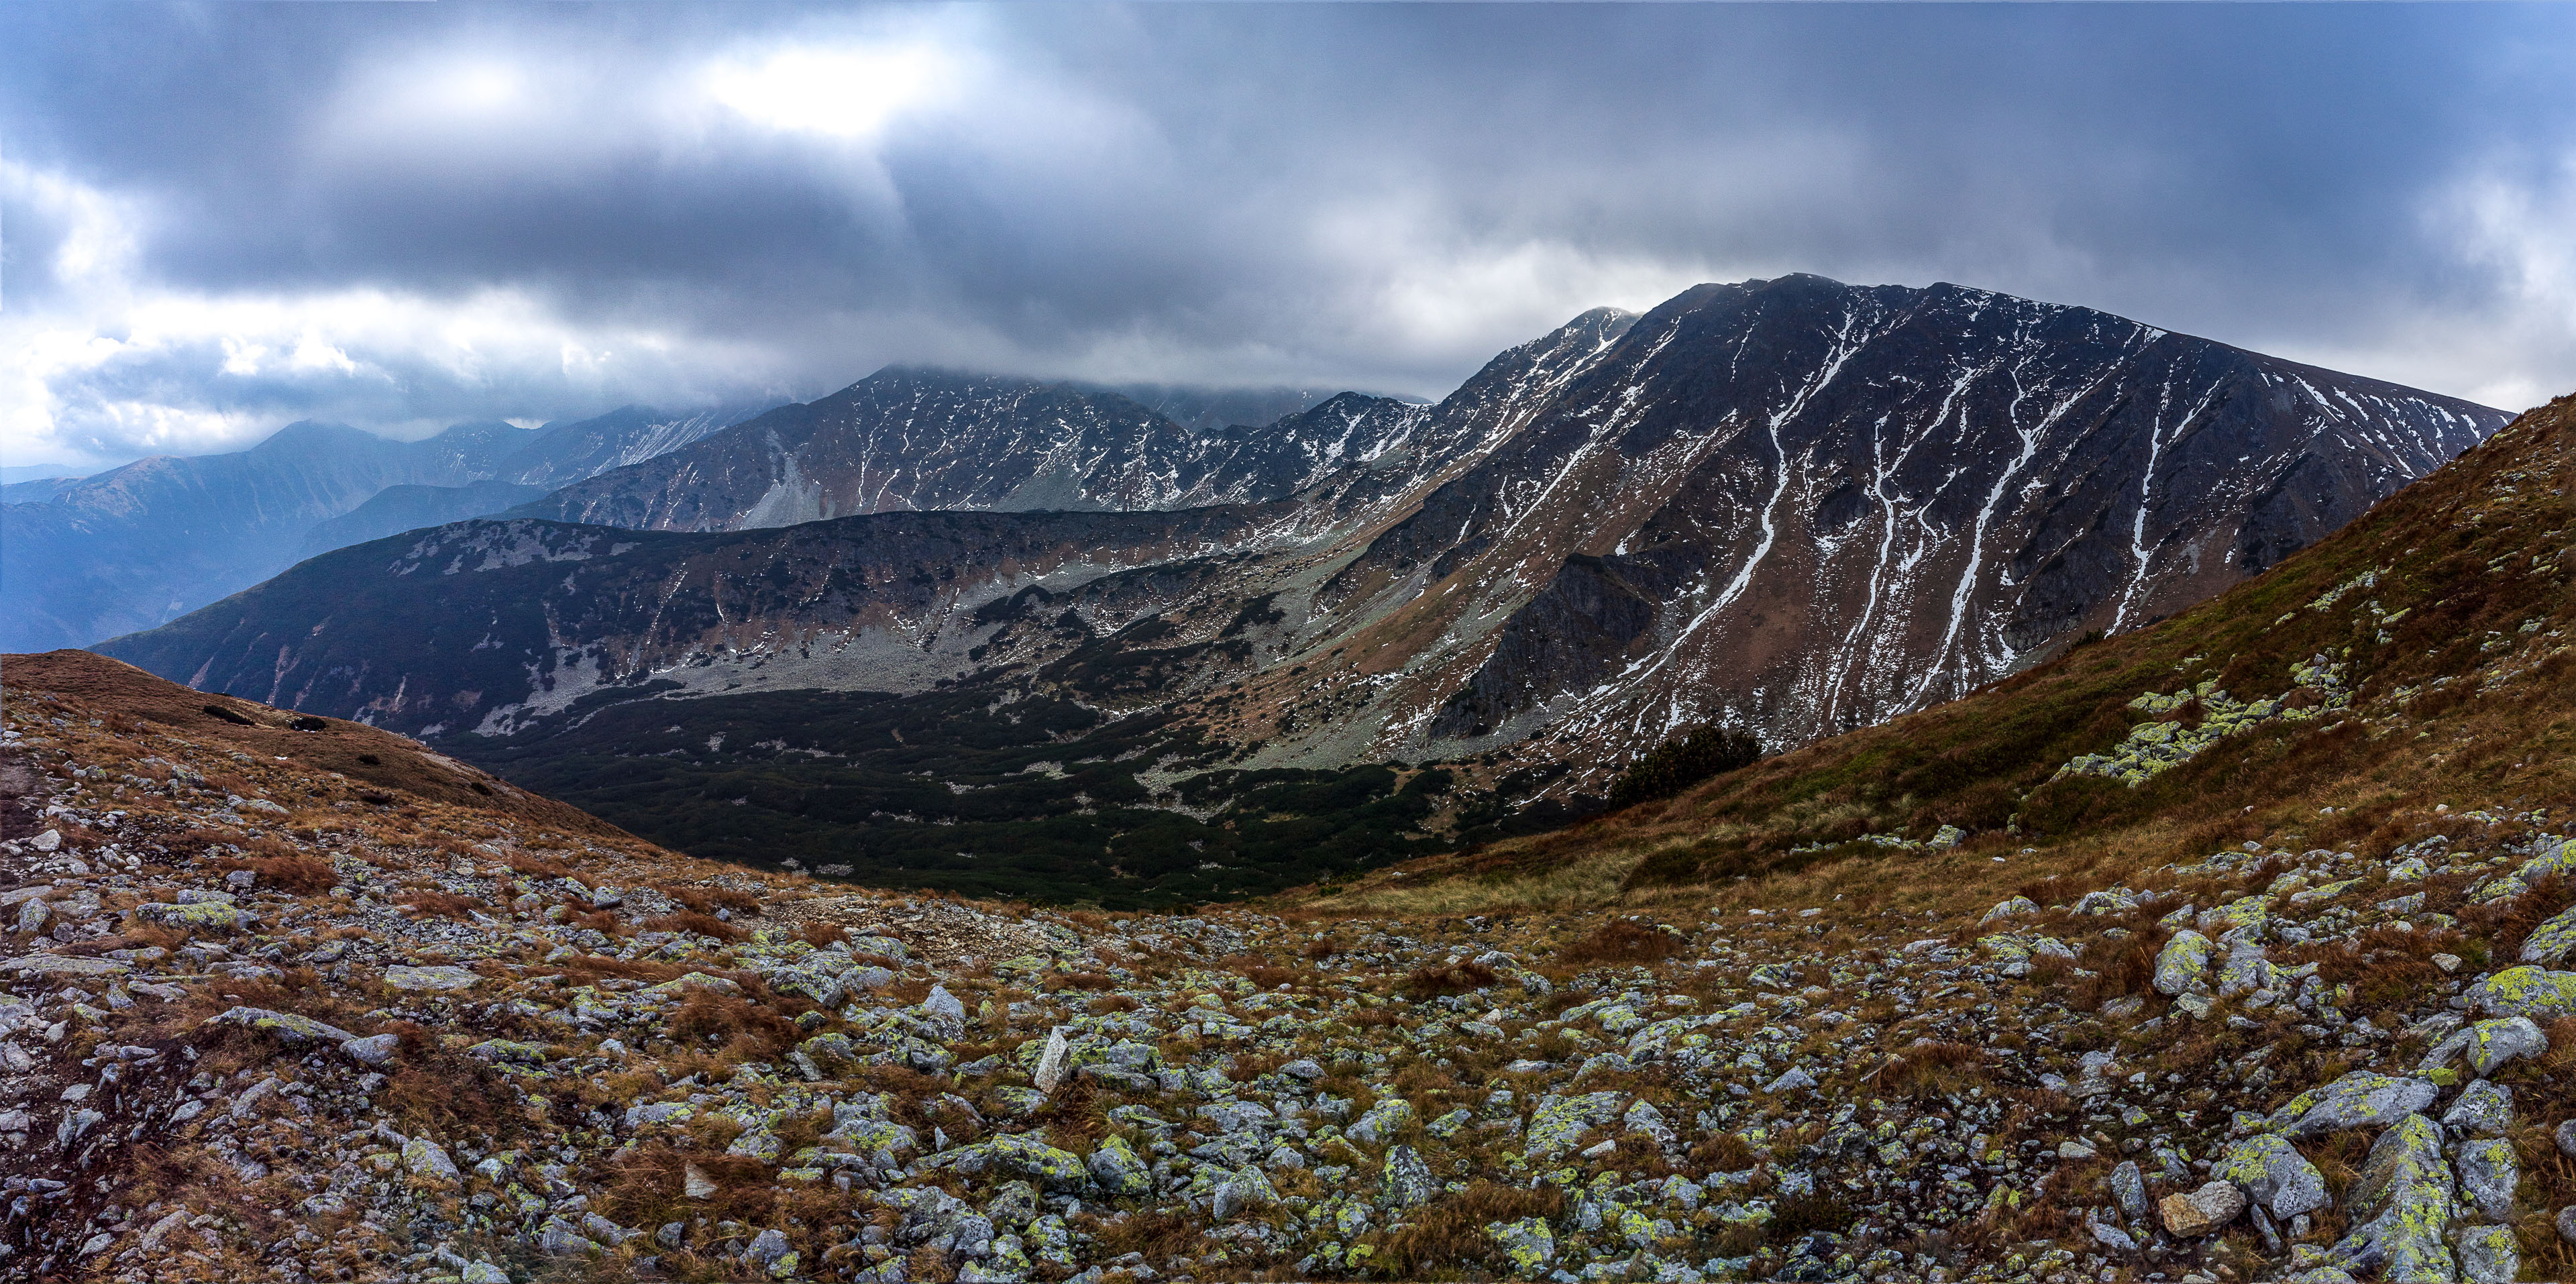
[1270,388,2576,1284]
[97,280,2507,897]
[22,419,2576,1284]
[506,369,1405,531]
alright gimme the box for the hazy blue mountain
[296,480,556,557]
[2,420,535,651]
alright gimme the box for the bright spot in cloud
[706,44,949,139]
[441,62,523,113]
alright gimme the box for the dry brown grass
[1557,917,1684,967]
[669,886,763,917]
[643,909,747,943]
[396,890,484,919]
[1880,1040,1988,1099]
[1356,1181,1566,1279]
[1399,958,1498,997]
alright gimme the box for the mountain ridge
[97,276,2509,896]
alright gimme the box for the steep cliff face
[105,278,2505,823]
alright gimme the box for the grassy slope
[1299,392,2576,923]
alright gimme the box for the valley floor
[8,655,2576,1284]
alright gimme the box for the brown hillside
[3,649,633,841]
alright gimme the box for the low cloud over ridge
[5,3,2573,469]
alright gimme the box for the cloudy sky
[4,3,2573,471]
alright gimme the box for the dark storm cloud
[5,3,2574,467]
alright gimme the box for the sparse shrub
[1882,1040,1986,1098]
[1401,959,1497,997]
[1605,724,1763,810]
[396,891,483,919]
[1356,1182,1566,1278]
[1558,918,1683,967]
[643,910,746,943]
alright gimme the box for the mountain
[295,479,557,557]
[21,360,2576,1284]
[100,276,2506,895]
[1340,388,2576,906]
[1,419,535,651]
[492,403,766,490]
[0,406,774,653]
[502,380,1391,536]
[508,367,1432,531]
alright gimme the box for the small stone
[2154,930,2215,997]
[1764,1067,1818,1094]
[2456,1222,2519,1284]
[2057,1140,2097,1161]
[382,964,478,992]
[2455,1136,2519,1221]
[2109,1160,2151,1223]
[340,1033,399,1067]
[1381,1144,1437,1208]
[684,1163,718,1199]
[1032,1026,1071,1095]
[1347,1098,1415,1147]
[2442,1079,2515,1137]
[2558,1204,2576,1246]
[2214,1134,2327,1219]
[2158,1181,2247,1236]
[2557,1118,2576,1159]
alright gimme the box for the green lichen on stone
[2060,657,2351,784]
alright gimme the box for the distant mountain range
[1,405,763,651]
[100,275,2512,895]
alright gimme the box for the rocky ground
[9,659,2576,1283]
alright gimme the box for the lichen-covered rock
[2454,1222,2519,1284]
[2269,1071,2439,1138]
[404,1137,460,1182]
[383,964,478,992]
[2153,930,2213,996]
[1487,1216,1555,1273]
[2520,903,2576,965]
[134,900,248,932]
[2453,1136,2519,1221]
[2465,965,2576,1020]
[1381,1144,1436,1208]
[2330,1114,2457,1281]
[2110,1159,2152,1223]
[1978,896,2038,926]
[2216,1134,2328,1219]
[923,1132,1089,1191]
[1084,1136,1149,1197]
[207,1006,357,1047]
[464,1038,547,1064]
[1346,1097,1414,1147]
[2441,1079,2515,1136]
[1212,1163,1277,1220]
[1525,1091,1626,1159]
[2419,1016,2548,1077]
[2158,1181,2246,1236]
